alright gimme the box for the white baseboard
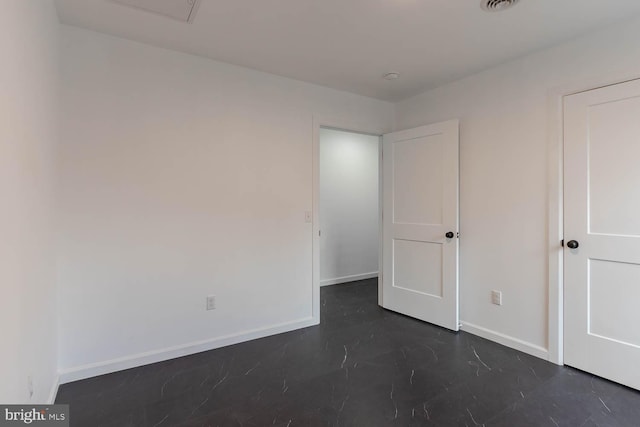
[47,375,60,404]
[320,272,378,287]
[460,321,549,361]
[58,317,317,384]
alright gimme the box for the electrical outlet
[27,375,34,399]
[491,290,502,306]
[206,295,216,311]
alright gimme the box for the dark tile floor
[56,279,640,426]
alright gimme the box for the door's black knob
[567,240,579,249]
[445,231,455,239]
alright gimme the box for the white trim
[547,86,565,365]
[460,321,549,361]
[378,136,384,305]
[47,376,60,404]
[58,317,316,384]
[312,116,387,323]
[320,272,379,287]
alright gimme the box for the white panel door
[382,120,459,331]
[564,79,640,390]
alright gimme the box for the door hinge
[319,230,322,237]
[457,232,460,238]
[561,239,564,247]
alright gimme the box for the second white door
[564,79,640,390]
[382,120,459,331]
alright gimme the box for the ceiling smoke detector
[383,72,400,81]
[481,0,519,12]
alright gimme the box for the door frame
[547,73,640,366]
[312,116,388,324]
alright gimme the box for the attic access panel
[110,0,201,23]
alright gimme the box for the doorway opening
[312,118,459,329]
[318,127,381,312]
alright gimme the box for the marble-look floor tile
[56,279,640,426]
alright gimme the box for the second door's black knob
[445,231,455,239]
[567,240,579,249]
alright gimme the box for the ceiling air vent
[481,0,519,12]
[110,0,201,23]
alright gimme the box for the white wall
[0,1,60,403]
[57,26,394,380]
[395,15,640,359]
[319,129,379,286]
[50,5,640,385]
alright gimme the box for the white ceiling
[55,0,640,102]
